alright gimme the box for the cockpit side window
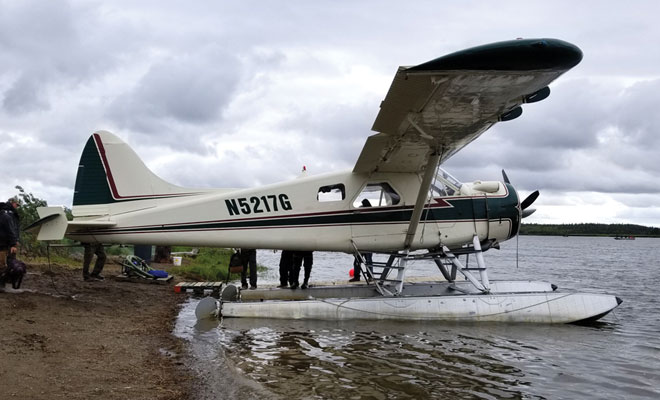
[431,168,463,197]
[317,184,346,202]
[353,182,400,208]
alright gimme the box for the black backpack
[5,257,26,289]
[229,251,243,273]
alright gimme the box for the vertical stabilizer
[72,131,204,216]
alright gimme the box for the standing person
[240,248,257,290]
[82,242,107,281]
[0,197,20,287]
[291,251,314,289]
[278,250,293,288]
[350,252,372,282]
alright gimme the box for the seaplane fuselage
[66,163,520,252]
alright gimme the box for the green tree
[12,185,72,257]
[13,185,48,256]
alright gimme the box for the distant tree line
[521,223,660,237]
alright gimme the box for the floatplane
[32,38,621,323]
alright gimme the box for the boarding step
[367,271,403,283]
[364,264,407,296]
[365,263,405,282]
[368,264,405,270]
[368,261,404,268]
[174,281,223,295]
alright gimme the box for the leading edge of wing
[353,38,582,174]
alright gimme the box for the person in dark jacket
[0,197,20,286]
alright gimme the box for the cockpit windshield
[430,168,463,197]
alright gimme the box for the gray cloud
[1,0,660,226]
[2,75,50,113]
[108,51,240,127]
[0,1,123,114]
[446,75,660,201]
[615,79,660,147]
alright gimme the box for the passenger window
[317,184,346,202]
[353,182,400,208]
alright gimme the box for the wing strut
[403,152,441,250]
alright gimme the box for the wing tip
[408,38,582,72]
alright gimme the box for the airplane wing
[353,38,582,174]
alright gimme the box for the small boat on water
[614,236,635,240]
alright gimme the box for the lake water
[173,236,660,399]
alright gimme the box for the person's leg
[248,250,257,288]
[12,271,23,289]
[240,251,248,289]
[290,252,302,289]
[302,252,312,289]
[364,252,372,264]
[91,244,106,279]
[350,255,361,281]
[278,251,290,287]
[0,248,7,285]
[82,243,94,280]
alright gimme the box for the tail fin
[73,131,203,217]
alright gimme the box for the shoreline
[0,261,194,400]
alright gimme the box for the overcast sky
[1,0,659,227]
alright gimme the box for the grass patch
[22,244,264,283]
[168,247,269,282]
[168,247,235,281]
[23,254,80,268]
[170,246,232,281]
[22,243,135,269]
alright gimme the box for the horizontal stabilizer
[32,207,69,241]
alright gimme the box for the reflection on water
[175,237,660,399]
[223,320,536,399]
